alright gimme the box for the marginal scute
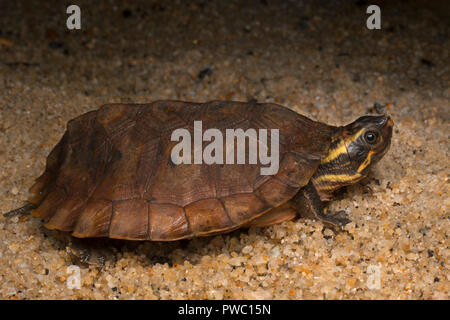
[28,172,53,204]
[220,193,270,224]
[31,186,66,220]
[109,199,148,240]
[185,199,233,235]
[72,199,112,238]
[45,197,86,231]
[149,203,190,240]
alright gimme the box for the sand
[0,0,448,299]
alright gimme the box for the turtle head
[342,115,393,173]
[312,115,393,200]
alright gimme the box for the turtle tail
[3,203,37,217]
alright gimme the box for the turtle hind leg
[3,203,37,218]
[67,238,118,269]
[293,181,351,230]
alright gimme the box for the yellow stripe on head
[357,150,374,173]
[320,140,347,164]
[321,128,365,164]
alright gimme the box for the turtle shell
[28,101,334,240]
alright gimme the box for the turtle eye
[364,131,379,144]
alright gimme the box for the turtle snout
[381,116,394,140]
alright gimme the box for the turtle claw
[320,210,351,230]
[67,239,117,269]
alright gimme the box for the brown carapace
[4,101,393,240]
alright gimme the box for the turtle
[4,100,393,241]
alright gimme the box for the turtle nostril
[383,117,394,132]
[387,116,394,127]
[380,115,394,128]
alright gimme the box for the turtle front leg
[293,181,351,230]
